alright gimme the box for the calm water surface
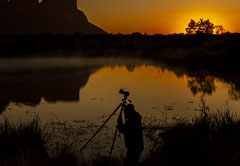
[0,57,239,123]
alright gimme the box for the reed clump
[143,106,240,166]
[0,116,78,166]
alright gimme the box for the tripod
[80,90,129,156]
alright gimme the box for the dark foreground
[1,103,240,166]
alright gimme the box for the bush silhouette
[214,25,227,35]
[186,18,220,34]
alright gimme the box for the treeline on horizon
[0,33,240,69]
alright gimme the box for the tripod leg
[80,103,122,152]
[109,104,125,159]
[109,127,118,159]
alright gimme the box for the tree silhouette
[214,25,226,35]
[186,19,196,34]
[186,18,215,34]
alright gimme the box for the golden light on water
[4,64,240,122]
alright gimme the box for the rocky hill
[0,0,106,34]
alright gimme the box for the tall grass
[0,116,78,166]
[142,102,240,166]
[1,103,240,166]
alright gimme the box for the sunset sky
[77,0,240,34]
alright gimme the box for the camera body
[119,89,130,100]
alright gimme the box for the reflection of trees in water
[187,76,240,101]
[187,76,216,96]
[228,83,240,100]
[125,65,135,72]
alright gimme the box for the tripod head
[119,89,130,104]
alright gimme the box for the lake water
[0,57,240,122]
[1,57,240,158]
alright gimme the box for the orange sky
[77,0,240,34]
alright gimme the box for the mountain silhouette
[0,0,106,35]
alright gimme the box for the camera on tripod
[80,89,131,156]
[119,89,130,100]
